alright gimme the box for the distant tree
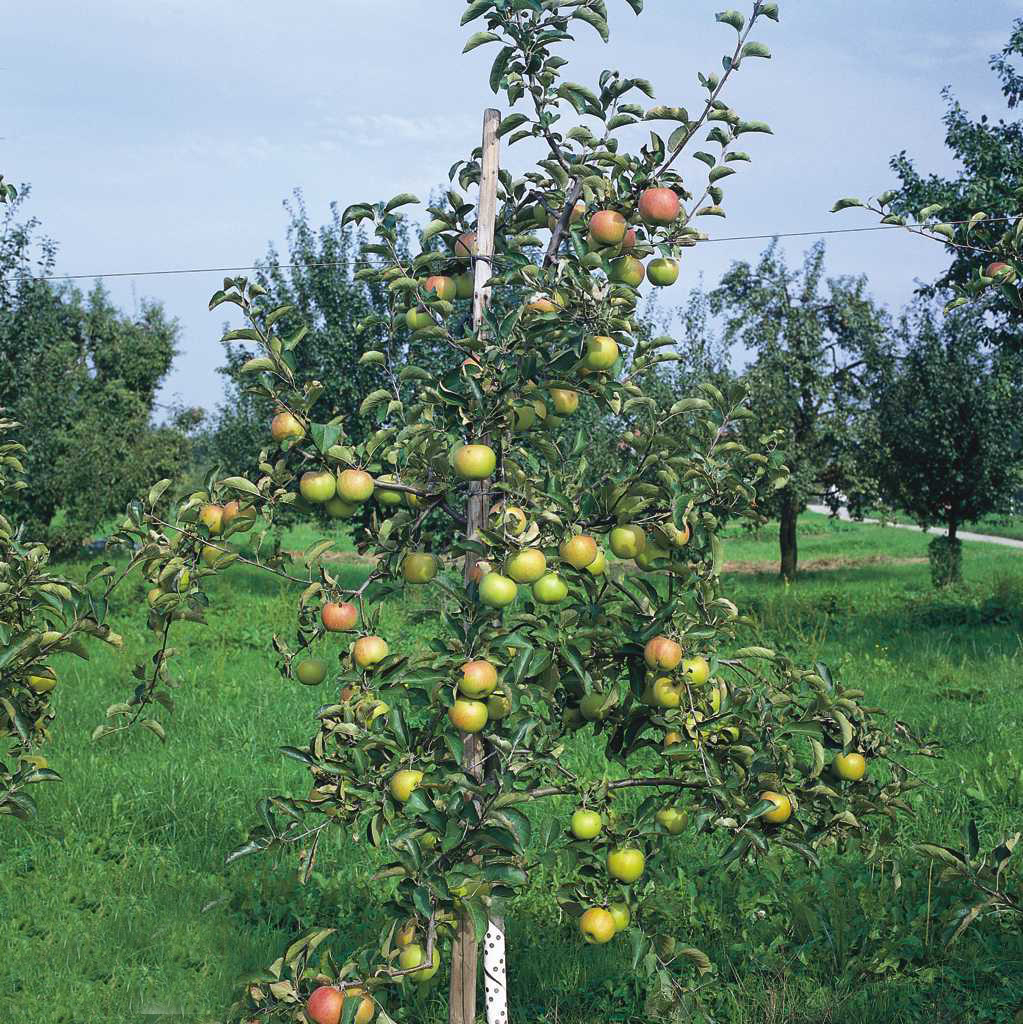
[0,189,189,551]
[872,298,1023,585]
[709,242,892,578]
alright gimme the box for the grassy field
[3,513,1022,1023]
[860,509,1023,543]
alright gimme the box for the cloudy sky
[7,1,1018,414]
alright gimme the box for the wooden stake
[450,105,503,1024]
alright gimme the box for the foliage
[0,416,123,821]
[0,190,191,551]
[707,242,892,578]
[106,3,924,1021]
[869,299,1023,571]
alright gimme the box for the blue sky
[8,1,1018,414]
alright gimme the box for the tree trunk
[948,518,958,543]
[779,495,798,580]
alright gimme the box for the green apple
[607,847,646,883]
[532,573,569,604]
[296,658,328,686]
[459,660,498,698]
[647,258,679,286]
[581,335,619,371]
[453,443,497,481]
[655,807,688,835]
[478,572,518,608]
[505,548,547,584]
[609,902,631,932]
[570,809,603,840]
[609,525,645,558]
[681,655,710,685]
[398,943,440,982]
[390,770,424,802]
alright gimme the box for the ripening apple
[353,635,389,669]
[559,534,598,569]
[454,231,477,258]
[549,388,579,415]
[833,752,867,781]
[27,669,57,694]
[609,902,631,932]
[452,443,497,480]
[681,655,710,685]
[448,697,488,733]
[478,571,518,608]
[579,692,609,722]
[532,573,569,604]
[398,943,441,982]
[581,335,619,371]
[650,675,682,709]
[621,227,638,250]
[656,807,689,835]
[607,847,646,883]
[579,907,616,944]
[486,692,511,720]
[647,258,680,287]
[609,255,645,288]
[375,475,404,507]
[505,548,547,584]
[454,272,475,299]
[527,295,559,314]
[985,261,1016,281]
[199,503,224,535]
[221,500,252,533]
[296,658,328,686]
[306,986,344,1024]
[644,635,683,671]
[570,808,603,840]
[406,306,433,331]
[200,544,223,568]
[300,470,337,504]
[610,525,646,559]
[322,601,358,632]
[589,210,628,246]
[459,659,498,698]
[395,920,417,948]
[271,410,305,442]
[494,505,528,535]
[760,791,792,824]
[638,187,681,226]
[402,552,438,584]
[389,769,424,802]
[424,275,456,300]
[337,469,375,504]
[585,547,607,575]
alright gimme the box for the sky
[7,1,1019,415]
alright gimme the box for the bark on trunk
[779,496,798,580]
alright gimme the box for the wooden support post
[450,106,503,1024]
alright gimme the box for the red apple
[589,210,628,246]
[322,602,358,632]
[639,187,681,226]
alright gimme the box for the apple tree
[112,4,923,1021]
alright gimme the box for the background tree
[708,241,892,578]
[0,190,191,551]
[871,298,1022,585]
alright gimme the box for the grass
[2,514,1023,1023]
[859,508,1023,543]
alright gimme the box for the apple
[638,187,681,226]
[375,475,404,507]
[27,669,57,694]
[398,943,440,982]
[609,902,631,933]
[549,388,579,415]
[494,505,527,535]
[454,272,475,299]
[548,201,586,231]
[338,469,375,503]
[833,752,867,781]
[579,692,609,721]
[322,602,358,632]
[589,210,628,246]
[527,295,559,314]
[985,261,1016,281]
[343,990,376,1024]
[644,635,683,671]
[486,692,511,720]
[609,255,645,288]
[505,548,547,584]
[200,543,223,568]
[199,503,224,535]
[300,470,337,504]
[406,306,433,331]
[296,658,328,686]
[448,698,488,733]
[306,986,344,1024]
[607,847,646,883]
[459,659,498,698]
[454,232,477,258]
[395,920,417,948]
[532,573,569,604]
[651,676,682,709]
[478,572,518,608]
[402,552,438,584]
[570,808,603,840]
[353,635,389,669]
[647,258,680,287]
[621,227,638,251]
[389,769,424,802]
[681,655,710,686]
[656,807,688,835]
[271,410,305,442]
[581,335,619,371]
[325,497,358,519]
[760,791,792,824]
[663,730,683,748]
[22,754,48,770]
[584,548,607,576]
[610,525,646,559]
[579,907,616,944]
[221,500,251,533]
[453,443,496,480]
[424,275,456,300]
[559,534,598,570]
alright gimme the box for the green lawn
[860,508,1023,543]
[3,514,1022,1023]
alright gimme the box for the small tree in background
[872,298,1022,586]
[707,242,892,578]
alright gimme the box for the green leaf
[490,45,515,94]
[830,197,865,213]
[573,8,609,42]
[463,30,501,53]
[420,219,450,244]
[735,120,773,135]
[715,10,745,31]
[624,0,643,12]
[359,350,386,365]
[741,41,772,59]
[760,2,780,21]
[678,945,713,975]
[384,193,420,213]
[497,113,530,137]
[359,389,392,416]
[341,203,375,227]
[219,476,262,497]
[141,719,166,742]
[461,0,494,25]
[708,165,736,182]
